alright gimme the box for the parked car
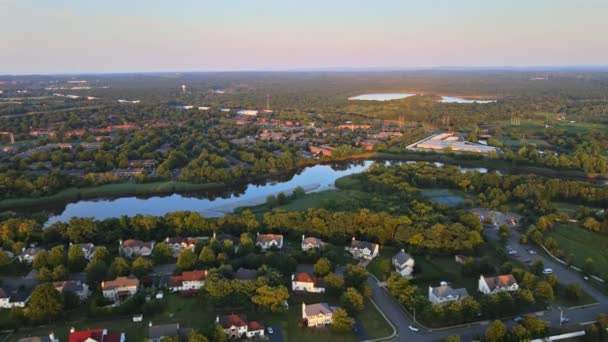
[267,327,274,335]
[528,249,537,255]
[513,316,523,323]
[408,325,419,332]
[560,317,570,324]
[542,268,553,275]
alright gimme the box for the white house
[101,276,139,302]
[164,237,204,257]
[237,110,258,116]
[53,280,90,301]
[118,239,155,258]
[291,272,325,293]
[217,314,264,340]
[17,247,44,264]
[478,275,519,294]
[428,283,469,304]
[168,270,207,293]
[302,302,338,327]
[348,238,379,260]
[256,233,283,250]
[0,288,31,309]
[70,243,96,261]
[392,249,415,278]
[301,235,325,251]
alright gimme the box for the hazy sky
[1,0,607,74]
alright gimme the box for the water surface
[348,93,416,101]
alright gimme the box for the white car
[542,268,553,275]
[267,327,274,335]
[528,249,537,255]
[408,325,419,332]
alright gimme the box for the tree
[484,320,507,342]
[132,257,153,278]
[199,246,216,265]
[532,259,544,275]
[85,260,108,285]
[534,281,555,303]
[65,217,96,243]
[331,308,355,333]
[67,245,86,272]
[212,324,228,342]
[510,325,530,341]
[188,331,209,342]
[110,257,131,277]
[177,249,197,271]
[48,245,66,268]
[32,251,49,270]
[344,264,368,290]
[25,283,64,323]
[565,284,582,300]
[324,273,345,295]
[340,287,365,313]
[0,250,11,268]
[522,314,549,336]
[251,285,289,313]
[52,265,68,281]
[498,225,510,241]
[582,257,595,275]
[313,257,332,277]
[152,243,173,264]
[445,335,460,342]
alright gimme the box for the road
[366,225,608,341]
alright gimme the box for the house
[68,328,125,342]
[478,275,519,294]
[53,280,90,301]
[291,272,325,293]
[148,323,191,342]
[217,314,264,339]
[454,255,468,265]
[0,288,32,309]
[256,233,283,250]
[18,247,44,264]
[234,267,257,282]
[428,284,469,304]
[302,302,338,327]
[168,270,208,293]
[101,276,139,302]
[18,333,58,342]
[309,145,334,157]
[165,237,204,257]
[301,235,325,251]
[118,239,154,258]
[237,109,258,116]
[70,243,96,261]
[348,238,379,260]
[392,249,415,278]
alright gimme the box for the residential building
[302,302,338,327]
[0,288,32,309]
[148,323,191,342]
[237,109,258,116]
[68,328,125,342]
[18,333,58,342]
[53,280,90,301]
[165,237,204,257]
[292,272,325,293]
[348,238,379,260]
[70,243,96,261]
[301,235,325,251]
[18,247,44,264]
[234,267,257,282]
[168,270,208,293]
[428,284,469,304]
[118,239,154,258]
[309,145,334,157]
[255,233,283,250]
[478,274,519,294]
[406,131,501,154]
[217,314,264,339]
[101,276,139,302]
[392,249,415,278]
[454,255,468,265]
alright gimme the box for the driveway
[267,326,284,342]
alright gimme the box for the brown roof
[169,270,207,287]
[294,272,316,283]
[220,314,247,328]
[247,321,264,331]
[121,239,153,248]
[484,274,517,290]
[256,234,283,244]
[303,237,323,245]
[102,276,139,290]
[351,239,378,251]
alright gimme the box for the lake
[440,96,496,103]
[348,93,416,101]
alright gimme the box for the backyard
[548,224,608,280]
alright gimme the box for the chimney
[401,249,405,253]
[352,236,355,241]
[215,315,220,324]
[149,321,152,327]
[291,274,294,281]
[119,239,123,246]
[49,332,55,342]
[213,232,216,239]
[70,327,75,333]
[302,235,305,241]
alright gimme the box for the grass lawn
[553,283,598,308]
[412,255,478,296]
[548,224,608,280]
[367,246,398,281]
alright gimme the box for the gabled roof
[303,237,324,246]
[53,280,85,293]
[293,272,324,287]
[431,285,469,299]
[121,239,153,248]
[350,239,378,251]
[247,321,264,331]
[304,303,337,317]
[169,270,207,287]
[68,329,104,342]
[256,234,283,245]
[219,314,248,328]
[101,276,139,290]
[483,274,518,290]
[392,250,413,265]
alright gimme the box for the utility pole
[558,307,563,327]
[266,94,270,112]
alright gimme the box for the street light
[558,307,563,327]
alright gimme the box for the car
[508,250,518,255]
[542,268,553,275]
[560,317,570,324]
[408,325,419,332]
[267,327,274,335]
[584,276,589,281]
[513,316,523,323]
[528,249,537,255]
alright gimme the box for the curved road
[367,226,608,342]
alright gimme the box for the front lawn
[548,224,608,280]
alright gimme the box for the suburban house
[68,328,125,342]
[148,323,191,342]
[234,267,258,282]
[0,288,31,309]
[69,243,96,261]
[164,237,205,258]
[217,314,265,339]
[348,238,379,260]
[291,272,325,293]
[17,247,45,264]
[101,276,139,302]
[302,302,338,327]
[255,233,283,250]
[53,280,90,301]
[301,235,325,251]
[392,249,415,278]
[168,270,208,293]
[428,283,469,304]
[478,274,519,294]
[18,333,58,342]
[118,239,155,258]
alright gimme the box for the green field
[549,224,608,280]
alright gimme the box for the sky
[1,0,608,74]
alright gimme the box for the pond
[440,96,496,103]
[348,93,416,101]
